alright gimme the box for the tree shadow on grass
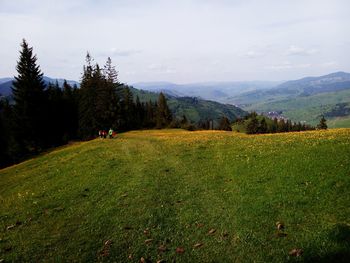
[302,223,350,263]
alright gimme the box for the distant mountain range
[226,72,350,127]
[227,71,350,105]
[0,76,79,97]
[132,72,350,128]
[132,81,281,103]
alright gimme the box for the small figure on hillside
[108,128,113,139]
[98,130,102,138]
[102,130,107,139]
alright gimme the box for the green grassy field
[1,129,350,262]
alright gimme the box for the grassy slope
[243,89,350,127]
[1,129,350,262]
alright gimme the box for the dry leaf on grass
[193,243,203,248]
[176,247,185,254]
[6,224,15,230]
[208,228,216,235]
[158,245,167,252]
[276,221,284,230]
[144,239,153,244]
[289,248,303,257]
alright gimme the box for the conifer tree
[12,39,48,153]
[0,99,9,166]
[46,81,64,145]
[78,53,98,139]
[317,115,328,130]
[62,80,78,140]
[156,92,172,128]
[117,86,135,130]
[100,57,119,129]
[246,112,259,134]
[259,118,268,133]
[218,116,232,131]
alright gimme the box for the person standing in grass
[108,128,113,139]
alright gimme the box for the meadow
[1,129,350,262]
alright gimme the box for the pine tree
[78,53,98,139]
[271,118,278,133]
[101,57,120,129]
[218,116,232,131]
[259,118,268,133]
[116,86,135,131]
[62,80,78,140]
[317,115,328,130]
[46,81,64,145]
[246,112,259,134]
[145,100,156,128]
[12,39,48,153]
[103,57,119,83]
[156,92,172,128]
[0,99,9,167]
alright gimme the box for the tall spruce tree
[218,116,232,131]
[156,92,172,128]
[12,39,48,153]
[317,115,328,130]
[78,53,98,139]
[62,80,79,140]
[100,57,119,130]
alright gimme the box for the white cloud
[147,63,176,74]
[286,45,319,56]
[266,61,312,71]
[0,0,349,82]
[320,61,338,68]
[241,50,264,59]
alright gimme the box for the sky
[0,0,349,84]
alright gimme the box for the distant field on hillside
[1,129,350,262]
[243,89,350,127]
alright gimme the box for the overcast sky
[0,0,349,83]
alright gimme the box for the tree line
[0,40,173,168]
[233,112,327,134]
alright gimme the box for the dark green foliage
[246,112,259,134]
[317,115,328,130]
[198,119,212,130]
[62,80,79,140]
[218,116,232,131]
[156,92,172,128]
[11,39,48,154]
[77,54,175,136]
[258,118,268,133]
[78,53,99,139]
[46,82,65,145]
[233,112,315,134]
[0,99,11,167]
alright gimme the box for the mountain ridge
[0,77,79,97]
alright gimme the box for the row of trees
[235,112,318,134]
[0,40,173,167]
